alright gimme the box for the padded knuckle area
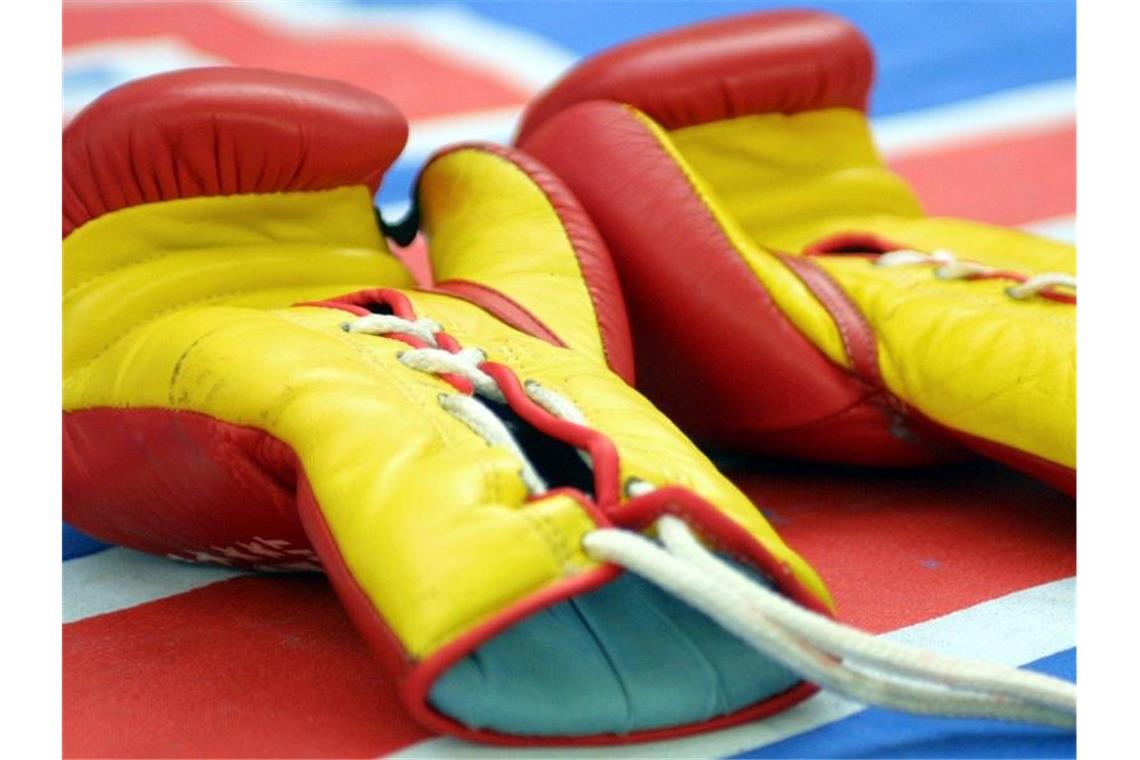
[519,9,872,140]
[63,67,408,236]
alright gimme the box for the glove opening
[477,397,595,498]
[377,204,420,248]
[428,558,799,736]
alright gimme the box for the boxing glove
[516,10,1076,495]
[62,67,836,743]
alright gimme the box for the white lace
[346,312,1076,730]
[346,314,441,346]
[343,313,586,495]
[583,493,1076,729]
[438,392,547,494]
[875,248,1076,301]
[1007,272,1078,300]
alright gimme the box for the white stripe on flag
[406,107,524,162]
[875,79,1075,158]
[393,577,1075,759]
[1024,215,1077,243]
[237,0,576,91]
[63,37,227,116]
[63,547,246,624]
[387,78,1075,185]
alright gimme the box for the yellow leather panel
[419,148,608,363]
[813,220,1076,468]
[670,109,924,248]
[63,187,413,374]
[63,164,828,657]
[630,109,851,369]
[661,107,1074,468]
[64,292,829,655]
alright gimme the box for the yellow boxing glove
[63,67,832,743]
[64,67,1075,744]
[518,9,1076,495]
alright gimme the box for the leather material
[517,10,1074,493]
[418,143,635,384]
[522,102,954,465]
[63,67,407,236]
[64,408,313,567]
[63,68,832,742]
[63,188,414,372]
[517,9,872,142]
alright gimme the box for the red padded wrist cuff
[517,9,872,142]
[63,67,407,237]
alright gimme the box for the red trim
[422,143,636,384]
[317,287,419,320]
[887,260,1075,304]
[427,279,567,348]
[773,253,1073,493]
[482,362,622,505]
[299,291,475,395]
[71,284,835,741]
[968,270,1076,304]
[307,289,625,506]
[298,469,825,745]
[288,290,833,741]
[803,232,908,256]
[520,101,953,468]
[803,233,1076,304]
[779,254,883,387]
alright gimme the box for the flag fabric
[62,2,1076,757]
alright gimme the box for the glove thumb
[416,143,636,384]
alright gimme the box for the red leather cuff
[517,9,873,142]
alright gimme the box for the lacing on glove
[343,310,1076,730]
[344,312,582,495]
[875,249,1076,304]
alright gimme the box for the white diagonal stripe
[236,0,576,91]
[63,547,246,624]
[875,79,1074,158]
[1023,215,1076,243]
[393,577,1075,759]
[391,79,1076,171]
[406,107,522,162]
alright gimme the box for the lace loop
[343,313,588,496]
[1007,272,1077,300]
[344,314,441,346]
[875,248,1075,303]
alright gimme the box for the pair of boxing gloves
[63,10,1075,745]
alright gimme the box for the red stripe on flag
[729,461,1075,633]
[63,575,431,758]
[63,2,530,119]
[888,123,1075,226]
[62,462,1073,757]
